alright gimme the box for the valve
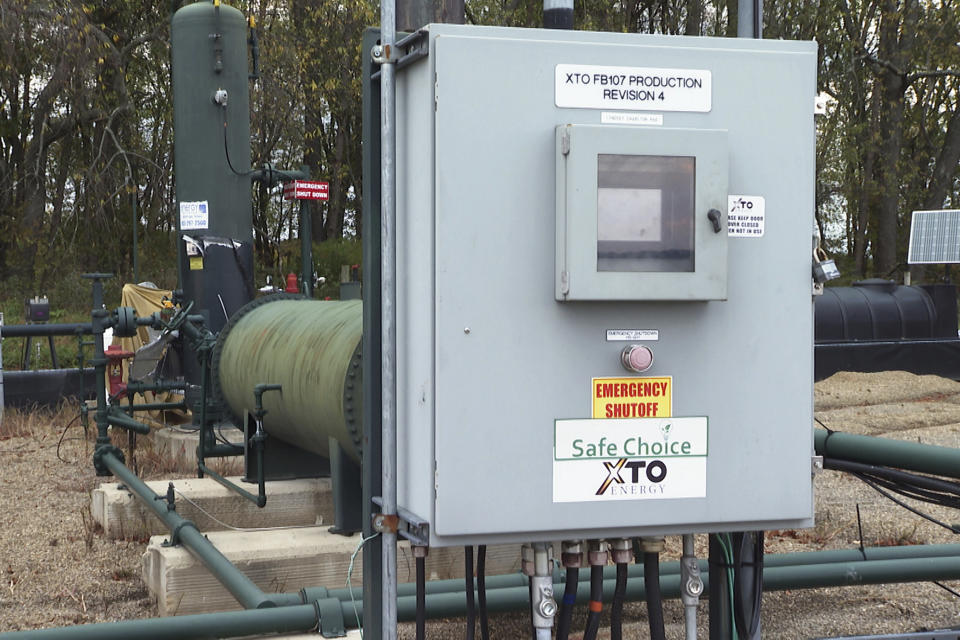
[105,344,135,397]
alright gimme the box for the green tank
[212,297,363,462]
[172,0,255,382]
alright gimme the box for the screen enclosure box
[556,124,729,301]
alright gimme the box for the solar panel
[908,209,960,264]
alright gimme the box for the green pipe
[815,427,960,479]
[0,602,320,640]
[107,407,151,434]
[198,461,265,508]
[382,554,960,624]
[202,442,245,458]
[0,322,92,338]
[308,542,960,604]
[101,452,274,609]
[124,402,188,412]
[11,554,960,639]
[125,380,188,394]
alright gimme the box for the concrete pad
[153,426,245,468]
[92,476,332,540]
[142,526,523,616]
[257,633,362,640]
[253,631,362,640]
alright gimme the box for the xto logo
[729,198,754,213]
[596,458,667,496]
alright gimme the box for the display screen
[597,155,695,272]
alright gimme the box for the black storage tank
[815,279,940,341]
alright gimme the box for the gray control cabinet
[395,24,817,547]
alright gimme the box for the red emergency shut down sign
[283,180,329,201]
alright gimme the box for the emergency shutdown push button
[620,344,654,373]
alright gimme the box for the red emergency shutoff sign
[283,180,329,201]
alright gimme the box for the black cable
[56,414,82,464]
[857,474,960,533]
[732,532,764,639]
[933,581,960,600]
[610,562,627,640]
[643,552,666,640]
[221,109,253,177]
[582,563,603,640]
[416,555,426,640]
[528,577,536,640]
[861,472,960,509]
[823,458,960,528]
[465,546,476,640]
[556,566,578,640]
[823,457,960,502]
[477,545,489,640]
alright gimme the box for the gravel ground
[3,371,960,638]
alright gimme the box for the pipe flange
[209,292,305,422]
[113,306,138,338]
[341,344,363,457]
[93,445,125,477]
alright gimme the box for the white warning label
[556,64,712,112]
[179,201,209,231]
[727,195,766,237]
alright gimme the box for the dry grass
[0,400,81,439]
[0,400,248,632]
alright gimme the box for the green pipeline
[815,427,960,479]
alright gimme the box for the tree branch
[907,69,960,83]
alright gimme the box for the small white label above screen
[556,64,712,112]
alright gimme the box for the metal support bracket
[812,455,824,476]
[680,556,704,606]
[315,597,347,638]
[372,497,430,546]
[164,519,198,547]
[371,29,429,77]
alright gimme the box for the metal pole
[361,27,385,640]
[737,0,762,38]
[543,0,573,29]
[379,0,399,635]
[299,165,313,298]
[681,534,699,640]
